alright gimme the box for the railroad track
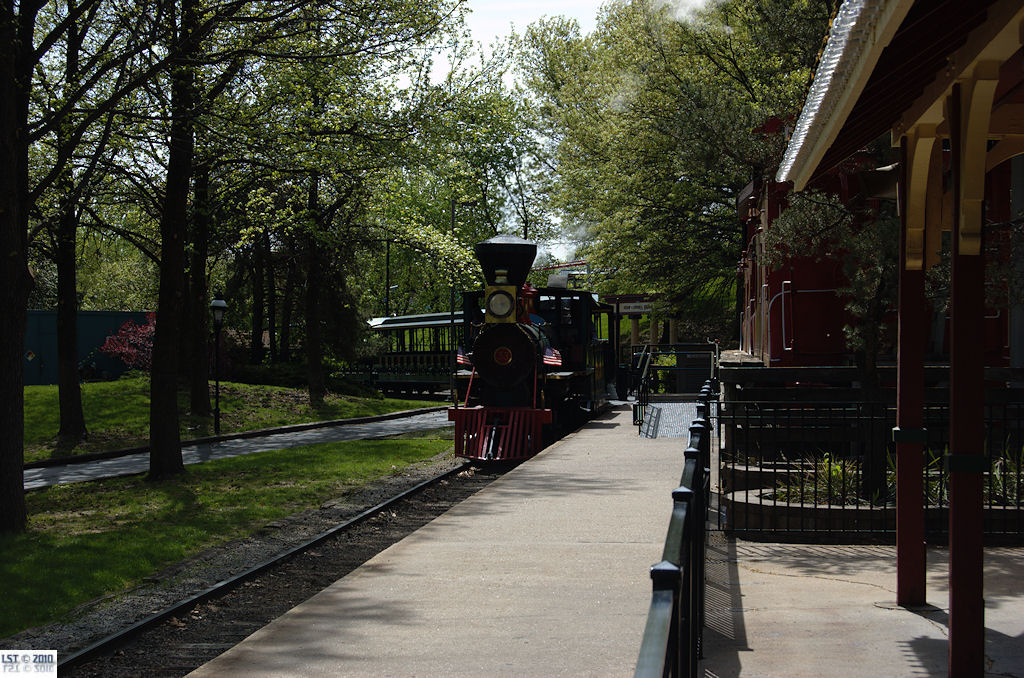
[59,460,512,677]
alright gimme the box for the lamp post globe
[211,294,227,330]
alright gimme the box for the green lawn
[23,374,435,464]
[0,435,453,639]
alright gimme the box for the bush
[231,362,307,388]
[99,313,156,371]
[230,362,380,398]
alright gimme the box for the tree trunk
[149,0,197,480]
[55,2,87,449]
[56,206,87,447]
[305,175,325,405]
[264,230,277,362]
[279,245,297,362]
[250,242,265,364]
[304,241,325,405]
[187,165,211,416]
[0,7,37,533]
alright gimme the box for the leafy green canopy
[518,0,831,334]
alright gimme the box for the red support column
[948,83,986,678]
[896,137,927,607]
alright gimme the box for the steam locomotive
[449,235,616,461]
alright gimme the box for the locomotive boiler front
[470,234,544,405]
[472,322,549,389]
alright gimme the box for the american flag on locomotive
[542,347,562,366]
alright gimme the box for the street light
[385,239,391,316]
[210,292,228,435]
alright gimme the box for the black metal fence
[632,342,720,435]
[626,343,719,396]
[718,398,1024,538]
[635,382,713,678]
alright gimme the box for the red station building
[766,2,1024,675]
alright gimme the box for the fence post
[690,395,711,656]
[683,446,705,665]
[693,396,711,475]
[650,559,683,676]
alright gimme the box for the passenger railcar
[367,312,462,395]
[449,235,616,461]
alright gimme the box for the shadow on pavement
[701,534,748,677]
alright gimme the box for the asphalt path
[24,410,452,491]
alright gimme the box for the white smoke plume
[649,0,713,22]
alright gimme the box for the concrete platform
[188,404,686,677]
[186,400,1024,677]
[703,536,1024,677]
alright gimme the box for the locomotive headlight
[486,290,515,318]
[483,284,518,324]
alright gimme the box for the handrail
[706,338,720,388]
[634,345,653,431]
[626,342,719,399]
[635,380,713,678]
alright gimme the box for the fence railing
[718,399,1024,538]
[635,382,713,678]
[626,343,718,395]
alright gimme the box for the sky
[463,1,604,49]
[461,0,712,45]
[456,1,707,259]
[454,2,605,259]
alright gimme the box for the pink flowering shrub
[100,312,156,370]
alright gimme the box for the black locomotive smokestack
[475,235,537,287]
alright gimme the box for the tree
[227,0,477,403]
[517,0,832,337]
[99,313,157,369]
[0,1,36,533]
[1,0,183,532]
[147,0,200,479]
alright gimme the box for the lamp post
[385,239,391,316]
[210,293,227,435]
[448,196,476,407]
[450,197,457,407]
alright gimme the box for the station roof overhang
[777,0,1024,191]
[368,312,464,331]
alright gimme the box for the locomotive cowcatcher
[449,235,616,461]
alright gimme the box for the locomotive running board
[448,406,552,461]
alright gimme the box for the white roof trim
[776,0,914,190]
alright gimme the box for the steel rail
[57,460,473,672]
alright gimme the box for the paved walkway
[703,536,1024,677]
[188,404,686,677]
[23,410,451,490]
